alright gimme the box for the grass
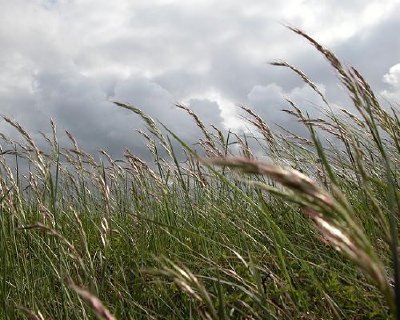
[0,28,399,319]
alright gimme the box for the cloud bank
[1,0,399,157]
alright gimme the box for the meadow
[1,29,399,319]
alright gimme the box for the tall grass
[0,29,399,319]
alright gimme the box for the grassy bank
[1,29,399,319]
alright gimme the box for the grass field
[1,29,399,319]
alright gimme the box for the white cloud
[1,0,399,156]
[383,63,400,87]
[381,63,400,101]
[282,0,400,44]
[183,89,243,130]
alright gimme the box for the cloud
[383,64,400,87]
[381,63,400,102]
[1,0,399,158]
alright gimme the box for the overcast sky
[1,0,400,158]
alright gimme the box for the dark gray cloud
[1,0,399,159]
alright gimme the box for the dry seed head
[199,139,221,157]
[50,118,58,143]
[210,124,225,145]
[99,150,114,166]
[38,203,55,228]
[154,259,218,320]
[271,61,329,106]
[3,116,46,173]
[71,207,90,258]
[340,108,365,128]
[68,280,116,320]
[113,101,166,143]
[306,209,353,249]
[20,223,83,266]
[289,27,346,79]
[124,150,163,184]
[284,99,305,120]
[135,129,151,142]
[205,157,334,207]
[66,130,79,150]
[240,105,275,146]
[305,209,394,308]
[100,217,109,249]
[176,103,214,147]
[38,131,52,147]
[16,305,45,320]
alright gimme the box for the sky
[1,0,400,158]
